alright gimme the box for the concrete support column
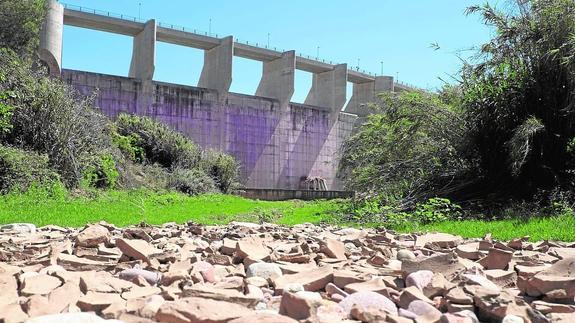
[129,19,156,83]
[198,36,233,98]
[255,50,295,107]
[344,76,394,116]
[304,64,347,112]
[39,0,64,76]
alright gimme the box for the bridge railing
[59,1,420,89]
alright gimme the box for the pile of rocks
[0,221,574,322]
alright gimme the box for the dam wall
[63,70,357,190]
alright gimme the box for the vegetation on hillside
[0,0,239,196]
[341,0,575,226]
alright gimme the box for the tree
[0,0,46,56]
[462,0,575,199]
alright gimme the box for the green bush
[81,153,120,189]
[0,144,62,193]
[168,168,217,196]
[462,0,575,199]
[201,150,240,194]
[0,0,46,57]
[414,198,463,224]
[340,90,469,207]
[0,49,112,187]
[114,114,201,170]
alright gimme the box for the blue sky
[61,0,494,103]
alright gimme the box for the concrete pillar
[39,0,64,76]
[304,64,347,112]
[255,50,295,107]
[129,19,156,83]
[344,76,394,116]
[198,36,233,98]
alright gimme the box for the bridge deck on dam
[63,70,357,190]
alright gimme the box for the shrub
[414,198,463,224]
[340,90,469,208]
[0,0,46,57]
[168,168,217,196]
[0,144,61,193]
[81,153,120,189]
[200,150,240,194]
[0,49,112,187]
[462,0,575,199]
[114,114,201,170]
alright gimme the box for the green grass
[394,214,575,242]
[1,187,574,241]
[0,188,342,228]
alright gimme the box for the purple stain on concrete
[61,69,357,190]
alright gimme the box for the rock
[401,252,464,279]
[246,262,283,281]
[398,286,434,309]
[405,270,434,290]
[440,313,476,323]
[408,300,442,321]
[350,304,388,322]
[20,274,62,296]
[235,236,271,261]
[76,291,124,312]
[455,242,482,260]
[478,248,513,270]
[245,276,268,288]
[25,312,120,323]
[461,274,501,292]
[502,314,525,323]
[325,282,349,298]
[76,224,110,247]
[397,249,416,261]
[1,223,36,234]
[191,261,216,283]
[339,291,398,316]
[445,288,473,305]
[0,303,29,323]
[273,266,333,294]
[415,233,462,249]
[521,257,575,300]
[278,291,320,321]
[119,268,161,285]
[344,277,389,294]
[228,313,298,323]
[156,297,253,323]
[319,238,346,260]
[116,238,161,265]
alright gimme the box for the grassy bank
[395,214,575,242]
[0,189,342,227]
[1,188,574,241]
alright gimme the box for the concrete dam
[39,0,408,190]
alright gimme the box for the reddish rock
[235,237,271,261]
[415,233,462,249]
[76,291,125,312]
[76,224,110,247]
[406,270,434,290]
[116,238,161,265]
[0,303,28,323]
[229,313,298,323]
[156,297,252,323]
[20,274,62,296]
[339,291,398,316]
[319,238,346,260]
[478,248,513,270]
[273,266,333,294]
[402,252,464,279]
[278,291,321,320]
